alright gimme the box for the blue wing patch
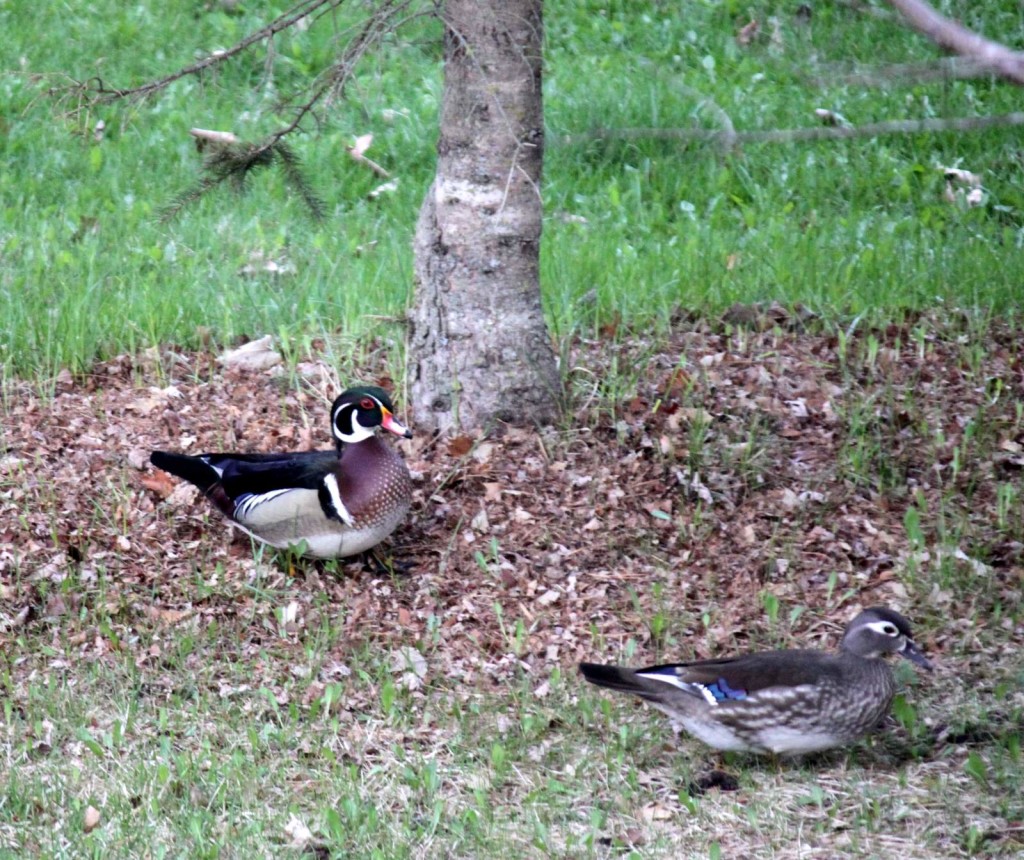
[705,677,748,701]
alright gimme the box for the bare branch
[560,112,1024,148]
[189,128,240,146]
[348,151,391,177]
[888,0,1024,85]
[835,0,897,21]
[807,57,996,88]
[88,0,337,103]
[635,58,737,151]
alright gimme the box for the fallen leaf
[368,178,399,198]
[390,646,427,679]
[280,601,300,627]
[736,19,759,46]
[284,814,312,847]
[448,435,473,457]
[640,802,674,822]
[83,805,101,833]
[302,682,326,707]
[814,108,849,127]
[349,133,374,158]
[165,482,199,507]
[216,335,282,372]
[44,594,67,619]
[140,605,191,625]
[472,442,495,464]
[624,827,648,846]
[470,506,490,533]
[33,719,54,755]
[939,165,982,187]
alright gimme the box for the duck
[579,606,932,756]
[150,385,413,559]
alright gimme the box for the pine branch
[72,1,421,221]
[160,135,285,222]
[274,143,327,220]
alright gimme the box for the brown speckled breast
[337,436,412,527]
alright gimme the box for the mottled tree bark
[408,0,562,433]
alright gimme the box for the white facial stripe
[352,396,384,438]
[333,403,377,444]
[863,620,901,637]
[323,473,355,526]
[348,420,376,441]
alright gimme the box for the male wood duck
[580,607,932,756]
[150,386,413,559]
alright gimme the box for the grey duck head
[840,606,932,669]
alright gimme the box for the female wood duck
[150,386,413,559]
[580,607,932,756]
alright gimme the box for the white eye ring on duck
[881,623,898,636]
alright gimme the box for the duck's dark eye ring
[359,398,376,410]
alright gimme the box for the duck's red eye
[360,398,375,410]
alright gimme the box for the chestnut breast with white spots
[337,436,412,528]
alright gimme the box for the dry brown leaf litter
[0,322,1022,693]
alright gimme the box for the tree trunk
[408,0,562,433]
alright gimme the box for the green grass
[3,1,1024,378]
[2,590,1020,858]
